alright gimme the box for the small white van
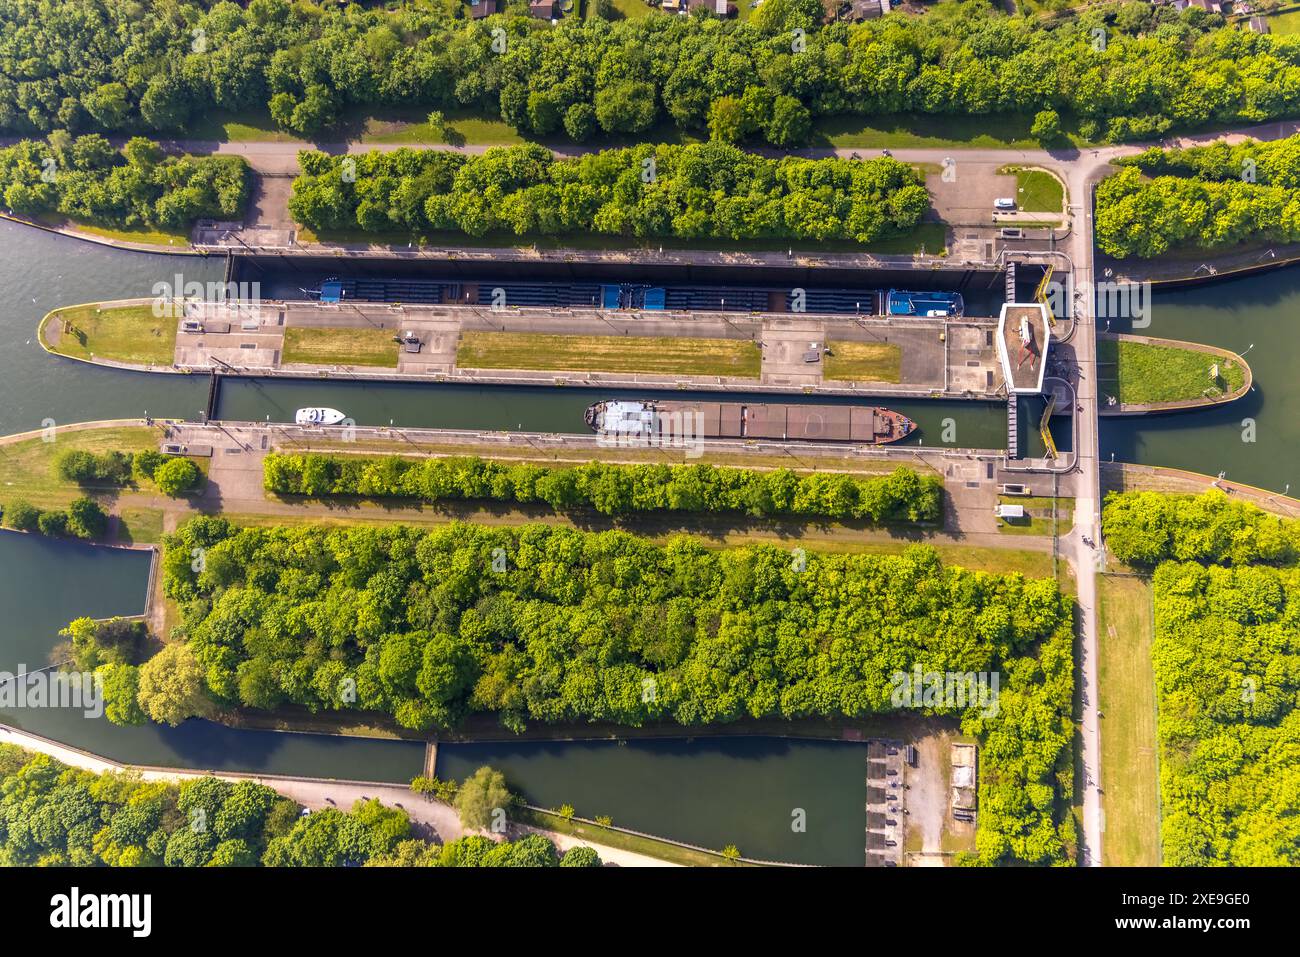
[994,197,1017,211]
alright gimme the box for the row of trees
[0,0,1290,145]
[145,516,1074,865]
[1101,490,1300,567]
[0,745,594,867]
[262,453,943,523]
[1152,562,1300,865]
[2,497,107,540]
[54,447,201,497]
[0,135,248,230]
[288,144,929,242]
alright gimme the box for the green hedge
[262,453,943,523]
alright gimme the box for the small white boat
[294,407,347,426]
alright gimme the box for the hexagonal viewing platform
[997,303,1051,394]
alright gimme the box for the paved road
[1059,154,1109,868]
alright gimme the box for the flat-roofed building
[997,302,1052,394]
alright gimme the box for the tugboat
[585,399,916,445]
[294,407,348,426]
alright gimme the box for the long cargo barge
[585,400,916,445]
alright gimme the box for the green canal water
[218,376,1013,451]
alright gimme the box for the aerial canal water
[437,737,868,866]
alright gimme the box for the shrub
[132,449,165,482]
[66,496,108,539]
[53,448,132,485]
[54,449,99,482]
[37,510,68,536]
[153,457,201,497]
[3,498,40,532]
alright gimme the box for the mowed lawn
[117,506,165,545]
[1098,339,1245,405]
[0,426,158,510]
[282,327,399,368]
[1098,573,1160,867]
[998,165,1065,213]
[994,495,1074,537]
[823,341,902,382]
[43,304,177,366]
[457,331,762,378]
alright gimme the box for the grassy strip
[816,113,1091,150]
[1097,574,1160,867]
[1265,7,1300,34]
[456,331,762,377]
[586,0,655,19]
[221,506,1058,579]
[0,427,159,510]
[186,109,307,143]
[282,326,399,368]
[117,506,165,545]
[362,109,528,146]
[1098,339,1245,405]
[995,495,1073,537]
[42,304,176,366]
[517,807,746,867]
[824,341,902,382]
[998,166,1065,214]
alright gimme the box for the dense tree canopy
[262,453,943,523]
[0,135,248,229]
[1096,135,1300,258]
[288,143,929,242]
[0,746,590,867]
[1152,562,1300,865]
[1119,133,1300,189]
[1102,490,1300,567]
[1096,165,1300,259]
[152,516,1074,865]
[1,0,1290,145]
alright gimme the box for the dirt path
[911,730,948,856]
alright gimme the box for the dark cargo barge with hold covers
[586,400,916,445]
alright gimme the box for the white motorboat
[294,407,348,426]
